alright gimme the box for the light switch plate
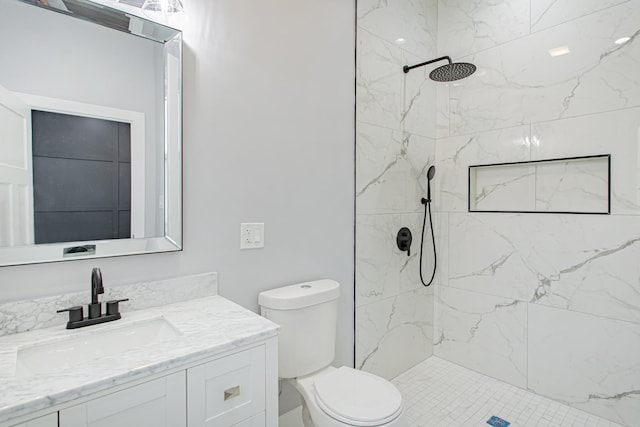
[240,223,265,249]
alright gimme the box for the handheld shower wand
[424,165,435,203]
[419,166,437,287]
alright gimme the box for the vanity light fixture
[615,36,631,45]
[548,45,571,57]
[141,0,184,16]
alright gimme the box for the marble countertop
[0,295,279,424]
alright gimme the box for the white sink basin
[14,317,180,378]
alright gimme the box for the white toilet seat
[313,367,403,426]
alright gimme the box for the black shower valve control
[396,227,413,257]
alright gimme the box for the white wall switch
[240,223,265,249]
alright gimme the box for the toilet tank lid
[258,279,340,310]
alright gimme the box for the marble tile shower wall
[433,1,640,426]
[355,0,439,381]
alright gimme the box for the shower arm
[403,56,452,74]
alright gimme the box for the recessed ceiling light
[615,37,631,45]
[548,46,571,57]
[395,38,406,45]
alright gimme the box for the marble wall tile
[356,213,404,307]
[398,213,425,294]
[446,3,640,136]
[532,108,640,214]
[434,286,527,388]
[408,212,448,290]
[446,213,541,301]
[356,25,439,138]
[530,215,640,325]
[471,163,536,212]
[534,157,609,213]
[356,288,434,380]
[358,0,437,59]
[356,122,434,214]
[447,213,640,325]
[531,0,628,34]
[528,304,640,425]
[0,272,218,337]
[405,132,435,195]
[435,84,450,138]
[357,28,404,130]
[402,50,437,139]
[356,122,405,212]
[437,0,530,59]
[356,211,441,308]
[435,125,531,212]
[355,0,439,383]
[399,211,447,295]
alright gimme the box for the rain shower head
[429,62,476,82]
[403,56,476,82]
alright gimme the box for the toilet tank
[259,280,340,379]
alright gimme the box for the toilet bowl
[291,366,406,427]
[258,280,407,427]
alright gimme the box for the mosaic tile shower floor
[392,358,622,427]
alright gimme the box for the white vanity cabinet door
[231,412,265,427]
[9,413,57,427]
[187,346,265,427]
[59,371,186,427]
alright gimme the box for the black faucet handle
[106,298,129,316]
[57,306,84,323]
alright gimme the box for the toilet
[258,280,407,427]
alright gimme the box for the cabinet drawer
[9,413,57,427]
[187,346,265,427]
[59,371,186,427]
[232,412,265,427]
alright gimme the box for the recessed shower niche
[468,155,611,214]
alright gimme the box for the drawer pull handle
[224,386,241,401]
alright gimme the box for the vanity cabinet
[10,414,57,427]
[59,372,186,427]
[5,341,276,427]
[232,413,266,427]
[187,346,265,427]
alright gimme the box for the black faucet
[89,267,104,319]
[57,268,129,329]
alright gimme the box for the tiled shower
[355,1,640,426]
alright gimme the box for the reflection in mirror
[0,0,182,266]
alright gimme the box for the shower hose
[419,197,437,287]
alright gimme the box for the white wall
[0,0,355,413]
[433,1,640,425]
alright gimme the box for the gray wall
[0,0,355,413]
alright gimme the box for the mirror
[0,0,182,266]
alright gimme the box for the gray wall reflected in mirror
[0,0,182,266]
